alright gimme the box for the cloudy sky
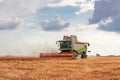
[0,0,120,56]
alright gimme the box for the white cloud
[40,15,70,31]
[0,24,120,56]
[0,15,70,31]
[99,17,112,26]
[48,0,95,15]
[48,0,80,7]
[75,0,94,15]
[0,0,54,18]
[0,18,24,30]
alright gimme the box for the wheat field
[0,56,120,80]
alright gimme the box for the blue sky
[35,6,93,24]
[0,0,120,56]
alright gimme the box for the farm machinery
[40,35,90,59]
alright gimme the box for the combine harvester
[40,35,90,59]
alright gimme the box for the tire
[81,52,87,59]
[81,54,84,59]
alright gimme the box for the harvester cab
[40,35,90,59]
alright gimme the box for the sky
[0,0,120,56]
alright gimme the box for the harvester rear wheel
[81,52,87,59]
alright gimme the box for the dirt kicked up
[0,56,120,80]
